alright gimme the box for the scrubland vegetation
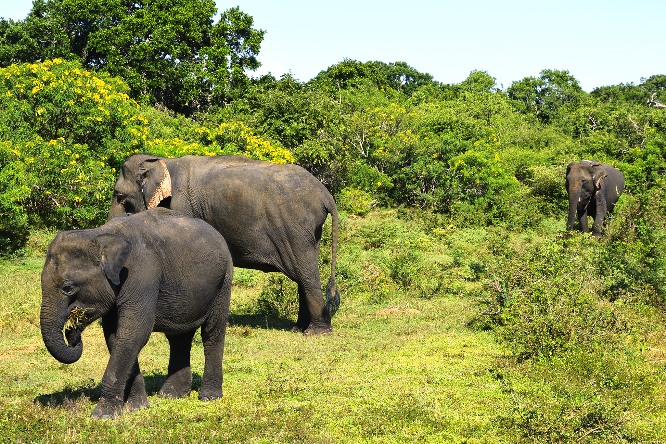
[1,1,666,442]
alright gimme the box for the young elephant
[40,208,233,418]
[566,160,625,235]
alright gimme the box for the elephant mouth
[64,325,83,348]
[63,306,89,347]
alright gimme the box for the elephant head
[40,232,131,364]
[565,161,607,231]
[108,155,171,219]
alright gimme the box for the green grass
[1,210,665,443]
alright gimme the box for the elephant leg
[95,312,151,419]
[294,282,312,332]
[124,363,149,412]
[101,312,148,413]
[199,314,229,401]
[298,281,331,335]
[278,240,331,334]
[159,330,196,398]
[578,210,589,233]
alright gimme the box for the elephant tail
[325,200,340,318]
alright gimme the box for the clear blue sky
[3,1,664,91]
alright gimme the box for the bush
[0,60,144,245]
[478,236,630,360]
[0,61,296,254]
[337,187,375,216]
[255,274,298,319]
[0,144,30,254]
[602,191,666,307]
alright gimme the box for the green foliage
[337,188,375,216]
[0,60,294,253]
[0,146,30,254]
[0,0,265,115]
[601,190,666,306]
[0,59,142,238]
[255,274,299,319]
[507,69,585,125]
[591,75,666,106]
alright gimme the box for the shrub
[0,61,295,254]
[448,147,521,225]
[255,274,298,319]
[337,187,375,216]
[601,190,666,307]
[0,60,144,245]
[478,236,629,360]
[0,143,30,254]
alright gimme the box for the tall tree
[311,59,436,97]
[507,69,585,124]
[0,0,264,115]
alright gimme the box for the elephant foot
[199,387,222,401]
[125,373,149,411]
[303,323,333,335]
[125,396,149,412]
[91,396,124,419]
[159,368,192,398]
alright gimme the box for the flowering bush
[148,121,294,164]
[0,60,294,253]
[0,60,145,245]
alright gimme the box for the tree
[0,0,264,115]
[457,70,498,94]
[507,69,585,124]
[311,59,436,97]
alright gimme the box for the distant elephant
[108,154,340,334]
[566,160,625,235]
[40,208,234,418]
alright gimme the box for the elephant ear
[93,234,132,286]
[591,164,608,190]
[139,158,172,209]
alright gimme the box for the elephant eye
[61,282,77,296]
[114,192,127,204]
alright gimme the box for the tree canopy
[0,0,265,115]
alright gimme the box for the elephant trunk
[567,194,579,231]
[107,201,126,221]
[40,298,83,364]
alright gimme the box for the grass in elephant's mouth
[63,306,87,331]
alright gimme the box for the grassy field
[1,210,665,443]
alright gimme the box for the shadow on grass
[34,383,100,407]
[33,314,295,408]
[33,373,204,407]
[228,312,296,331]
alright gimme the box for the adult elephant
[108,154,340,334]
[41,208,234,418]
[565,160,625,235]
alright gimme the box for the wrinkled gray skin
[566,160,625,236]
[108,154,340,334]
[40,208,233,419]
